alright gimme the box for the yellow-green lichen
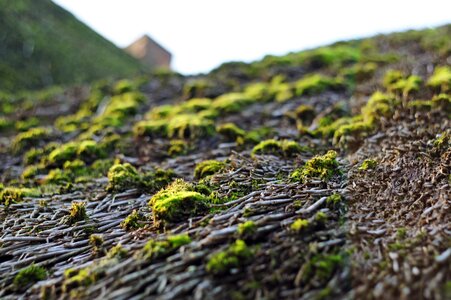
[427,66,451,92]
[0,187,40,207]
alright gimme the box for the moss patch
[290,150,340,182]
[206,239,254,275]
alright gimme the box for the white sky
[53,0,451,75]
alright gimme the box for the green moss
[168,139,189,157]
[106,163,141,192]
[121,209,143,231]
[0,116,13,132]
[290,219,309,232]
[333,120,374,147]
[45,168,71,184]
[383,70,422,96]
[91,158,114,176]
[251,139,305,157]
[107,244,128,259]
[427,66,451,92]
[217,123,246,141]
[295,74,344,96]
[113,79,135,95]
[12,127,51,153]
[63,267,96,291]
[150,179,209,224]
[141,168,176,192]
[13,264,47,288]
[433,131,449,149]
[237,220,257,236]
[167,114,216,139]
[89,234,104,252]
[0,187,40,206]
[182,98,213,112]
[15,117,39,132]
[77,140,107,161]
[315,211,328,224]
[22,164,45,180]
[133,119,168,138]
[294,104,316,124]
[206,239,254,275]
[359,159,378,170]
[142,234,191,259]
[290,150,340,182]
[67,201,87,224]
[302,254,343,283]
[194,160,226,179]
[326,193,342,206]
[23,148,45,165]
[48,142,78,166]
[431,93,451,112]
[212,92,255,113]
[153,191,209,224]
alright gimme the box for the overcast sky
[53,0,451,75]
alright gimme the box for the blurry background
[53,0,451,74]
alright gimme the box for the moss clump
[194,160,226,179]
[383,70,422,97]
[133,119,168,138]
[237,220,257,236]
[302,254,343,283]
[212,93,255,113]
[206,239,254,275]
[107,244,128,259]
[121,209,143,231]
[291,219,309,232]
[67,201,88,225]
[0,187,40,206]
[12,127,51,153]
[168,114,216,139]
[427,66,451,92]
[168,139,189,157]
[13,264,47,288]
[22,164,45,180]
[295,74,344,96]
[431,93,451,112]
[63,267,96,291]
[15,117,39,132]
[47,142,78,166]
[217,123,246,141]
[143,234,191,259]
[106,163,141,192]
[23,148,45,165]
[45,168,71,184]
[150,179,209,224]
[251,139,305,157]
[294,104,316,124]
[359,159,378,170]
[326,193,342,206]
[89,234,104,253]
[76,140,107,161]
[290,150,340,182]
[432,131,449,149]
[91,159,115,176]
[182,98,213,112]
